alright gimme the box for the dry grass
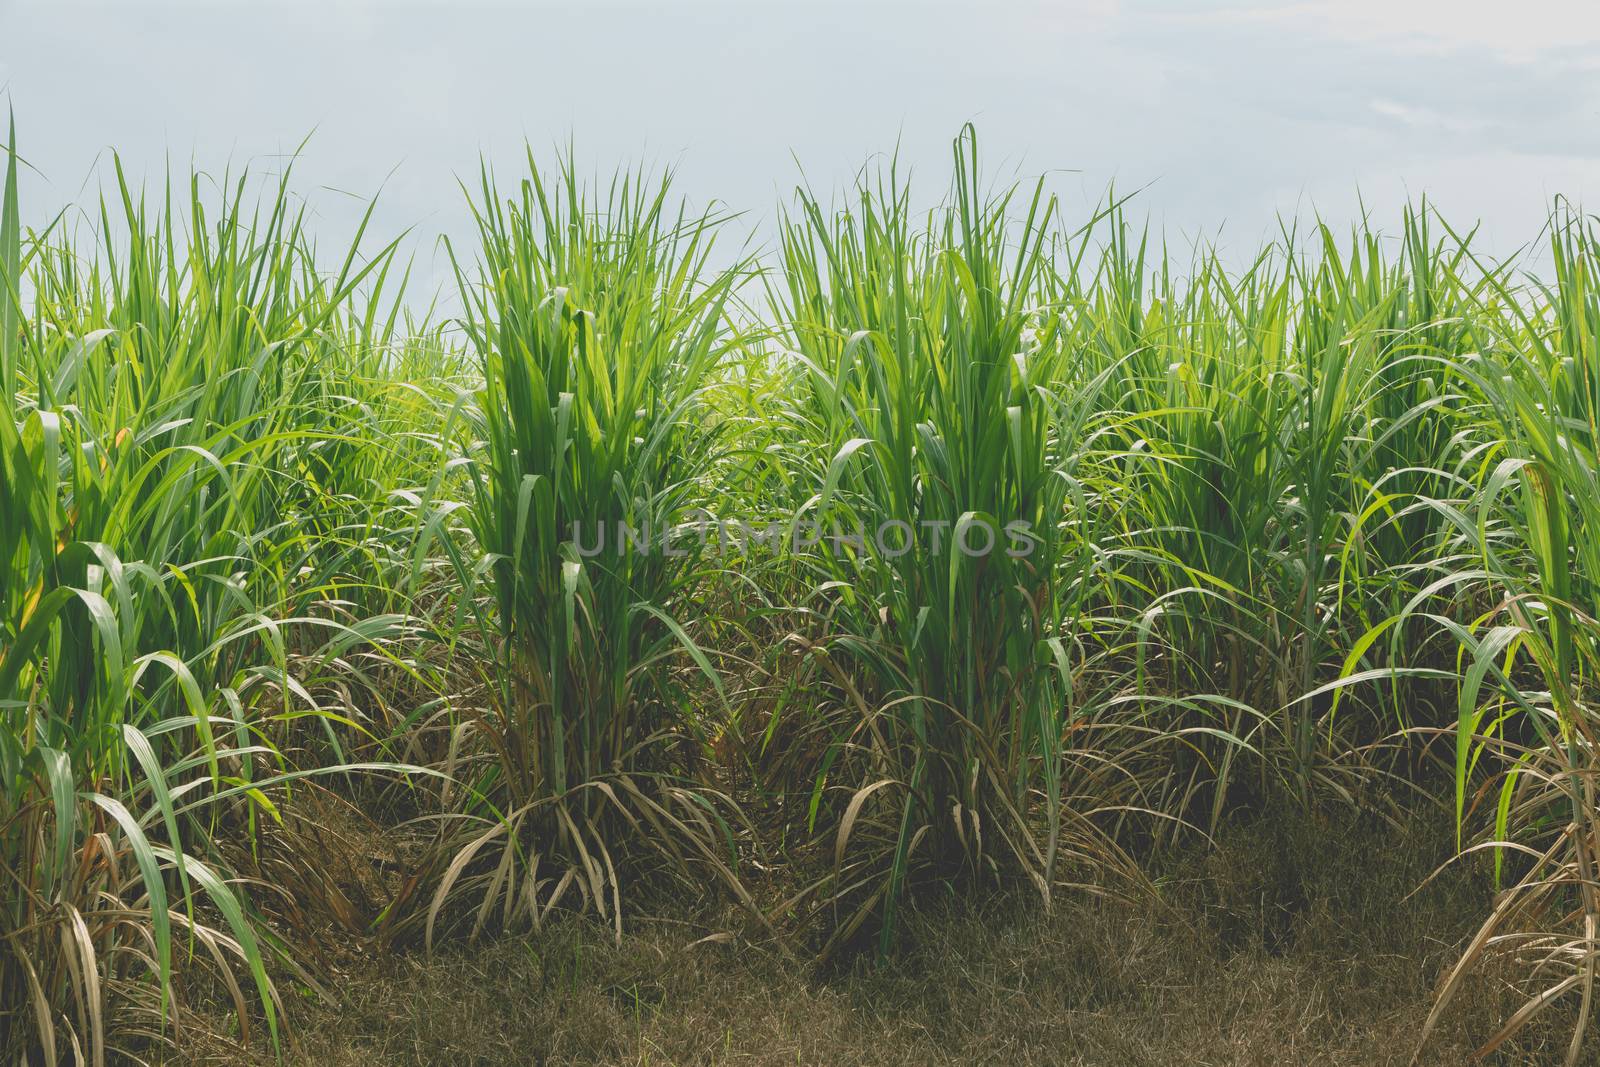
[173,810,1592,1067]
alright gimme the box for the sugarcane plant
[404,151,761,947]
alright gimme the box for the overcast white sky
[3,0,1599,297]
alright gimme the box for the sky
[2,0,1599,299]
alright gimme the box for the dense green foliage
[2,123,1596,1063]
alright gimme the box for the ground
[173,808,1596,1066]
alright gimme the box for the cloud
[1175,0,1600,61]
[1368,98,1486,136]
